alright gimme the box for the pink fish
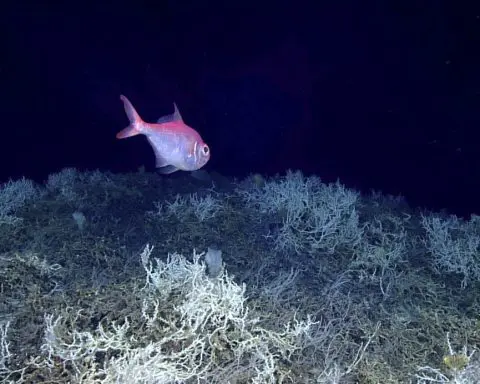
[117,95,210,174]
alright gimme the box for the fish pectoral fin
[154,149,179,174]
[157,165,179,174]
[154,153,169,168]
[150,145,169,168]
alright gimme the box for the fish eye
[202,145,210,155]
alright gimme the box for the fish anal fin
[157,165,179,174]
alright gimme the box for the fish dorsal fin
[156,102,184,124]
[172,102,183,122]
[156,113,175,124]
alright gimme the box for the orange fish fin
[117,95,145,139]
[157,165,179,174]
[120,95,142,125]
[116,126,140,139]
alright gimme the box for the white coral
[39,245,314,383]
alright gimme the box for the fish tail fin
[116,95,144,139]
